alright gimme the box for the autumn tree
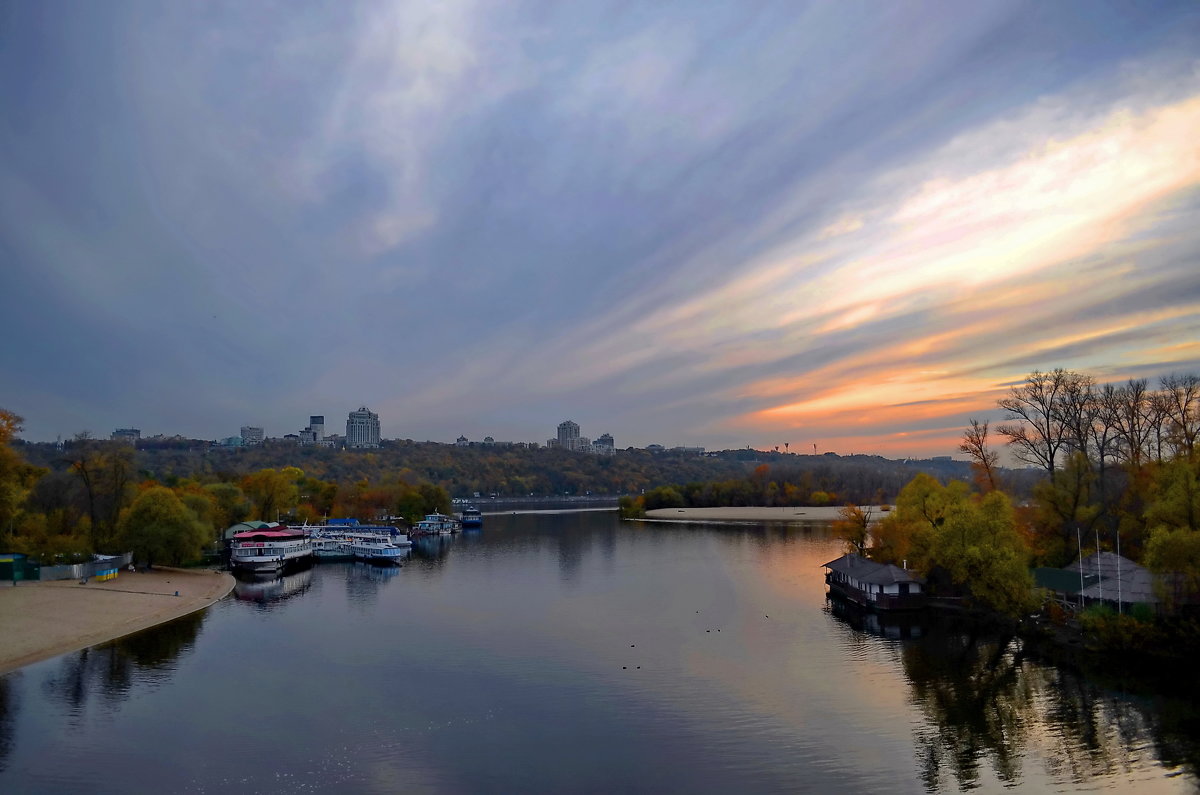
[832,504,873,556]
[0,409,46,541]
[241,466,303,521]
[118,486,209,566]
[873,473,1035,617]
[67,438,136,548]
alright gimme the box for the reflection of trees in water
[39,609,206,723]
[904,622,1032,789]
[901,615,1200,791]
[0,677,15,773]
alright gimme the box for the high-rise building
[557,420,580,451]
[111,428,140,445]
[595,433,616,455]
[309,415,325,439]
[347,406,381,448]
[240,426,264,446]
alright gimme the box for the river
[1,511,1196,793]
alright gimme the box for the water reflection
[233,567,313,606]
[0,677,14,773]
[828,602,1200,791]
[827,595,923,640]
[38,610,206,725]
[412,535,454,565]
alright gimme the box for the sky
[2,1,1199,457]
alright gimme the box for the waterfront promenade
[0,567,234,674]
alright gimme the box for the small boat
[413,512,461,535]
[460,506,483,528]
[230,527,313,573]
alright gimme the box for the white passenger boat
[230,527,313,573]
[349,537,408,565]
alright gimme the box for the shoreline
[0,567,235,675]
[642,505,885,523]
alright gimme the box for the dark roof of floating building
[822,553,922,586]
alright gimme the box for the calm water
[1,512,1197,793]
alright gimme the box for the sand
[642,505,886,522]
[0,567,234,675]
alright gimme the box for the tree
[0,409,46,541]
[241,466,303,521]
[1031,451,1101,566]
[118,486,209,567]
[66,439,136,548]
[873,474,1035,617]
[959,419,1000,492]
[997,369,1070,476]
[1160,373,1200,458]
[832,504,872,555]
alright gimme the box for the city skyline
[2,2,1198,458]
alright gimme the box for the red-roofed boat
[230,526,313,573]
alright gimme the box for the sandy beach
[642,505,886,523]
[0,567,234,675]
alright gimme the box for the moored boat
[459,506,483,528]
[230,527,313,573]
[413,512,460,536]
[349,537,408,565]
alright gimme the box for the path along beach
[0,567,234,675]
[643,505,885,522]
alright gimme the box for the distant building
[557,420,581,451]
[299,415,325,446]
[646,444,665,453]
[111,428,140,445]
[595,433,616,455]
[346,406,381,448]
[672,446,705,455]
[456,435,469,447]
[547,438,559,448]
[240,426,264,446]
[221,436,243,447]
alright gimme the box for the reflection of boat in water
[348,560,404,582]
[233,567,314,604]
[230,526,313,574]
[412,534,453,560]
[828,592,924,640]
[459,506,482,529]
[412,513,460,536]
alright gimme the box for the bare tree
[1160,373,1200,458]
[997,369,1069,476]
[959,419,1000,492]
[1056,372,1097,460]
[1106,379,1155,466]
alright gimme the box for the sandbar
[642,505,886,523]
[0,567,234,675]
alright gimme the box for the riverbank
[0,567,234,675]
[642,505,885,522]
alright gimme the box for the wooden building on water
[823,553,926,611]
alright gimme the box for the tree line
[836,369,1200,644]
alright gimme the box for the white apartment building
[347,406,381,448]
